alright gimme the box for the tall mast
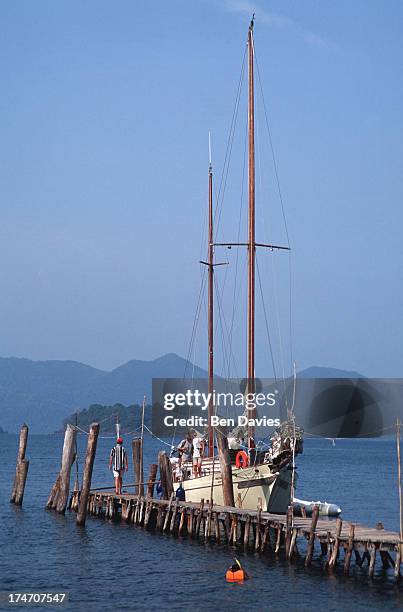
[212,16,290,445]
[207,136,214,458]
[247,16,256,444]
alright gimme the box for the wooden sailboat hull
[174,461,293,513]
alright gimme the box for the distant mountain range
[0,354,365,433]
[0,354,206,433]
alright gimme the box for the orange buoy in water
[225,560,249,582]
[226,569,246,582]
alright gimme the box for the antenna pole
[247,17,256,444]
[207,143,214,458]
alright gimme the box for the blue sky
[0,0,402,377]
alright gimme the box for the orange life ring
[235,450,249,469]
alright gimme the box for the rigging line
[70,410,119,429]
[303,424,396,439]
[230,256,248,381]
[256,253,278,382]
[268,251,290,410]
[254,46,290,249]
[225,253,248,381]
[214,46,247,241]
[254,44,295,376]
[184,267,207,378]
[73,425,142,438]
[143,424,173,447]
[213,273,232,380]
[287,253,294,377]
[228,110,248,379]
[185,270,206,377]
[213,270,231,379]
[214,43,246,219]
[214,271,241,380]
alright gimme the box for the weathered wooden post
[344,523,355,575]
[369,544,378,579]
[77,423,100,526]
[46,474,61,510]
[10,424,29,505]
[285,505,293,559]
[216,429,235,507]
[55,424,76,514]
[305,504,319,567]
[147,463,158,498]
[132,438,143,496]
[328,517,343,569]
[244,514,251,550]
[158,451,173,500]
[14,459,29,505]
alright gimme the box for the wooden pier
[69,488,402,580]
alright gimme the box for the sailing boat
[171,17,303,513]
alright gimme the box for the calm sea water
[0,434,402,611]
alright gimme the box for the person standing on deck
[177,433,193,466]
[192,432,205,478]
[109,437,128,494]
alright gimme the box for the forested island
[61,403,152,434]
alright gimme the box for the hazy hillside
[0,353,206,433]
[0,354,367,434]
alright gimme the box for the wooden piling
[231,515,238,546]
[305,504,319,567]
[158,451,173,500]
[289,528,298,560]
[195,499,205,538]
[244,514,251,550]
[46,474,61,510]
[55,424,77,514]
[223,514,230,543]
[328,517,343,569]
[216,429,235,507]
[395,545,401,578]
[214,513,220,543]
[76,423,100,526]
[380,550,394,569]
[205,500,213,540]
[14,460,29,506]
[285,506,293,559]
[178,507,186,536]
[163,493,175,532]
[170,499,179,534]
[275,524,282,554]
[132,438,143,496]
[343,523,355,575]
[369,544,378,579]
[10,424,29,505]
[188,507,195,537]
[156,505,164,530]
[147,464,158,498]
[255,503,262,552]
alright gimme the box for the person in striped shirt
[108,437,128,494]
